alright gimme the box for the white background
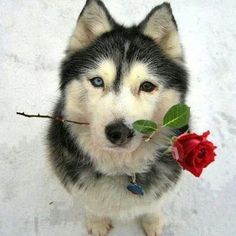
[1,0,236,235]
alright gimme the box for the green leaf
[132,120,158,134]
[163,104,190,128]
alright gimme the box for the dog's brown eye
[90,77,104,88]
[139,82,156,92]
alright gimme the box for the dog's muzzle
[105,121,134,146]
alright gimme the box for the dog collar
[127,174,144,196]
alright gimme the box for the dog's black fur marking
[113,55,123,92]
[47,101,92,186]
[136,159,181,195]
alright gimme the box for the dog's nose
[105,121,134,145]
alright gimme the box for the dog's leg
[86,214,113,236]
[140,213,164,236]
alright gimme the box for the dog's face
[61,0,188,154]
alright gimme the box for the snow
[0,0,236,235]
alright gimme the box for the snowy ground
[1,0,236,235]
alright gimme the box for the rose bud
[172,131,217,177]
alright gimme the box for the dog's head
[60,0,188,172]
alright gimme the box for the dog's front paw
[86,217,113,236]
[140,214,164,236]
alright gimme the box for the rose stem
[16,112,89,125]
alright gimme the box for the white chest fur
[70,173,165,221]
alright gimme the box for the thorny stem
[144,131,156,142]
[143,124,190,142]
[143,127,190,154]
[16,112,89,125]
[17,112,188,146]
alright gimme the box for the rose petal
[178,158,203,177]
[181,139,201,156]
[201,152,215,168]
[191,167,203,177]
[177,133,200,142]
[202,131,210,140]
[185,151,199,167]
[172,147,180,160]
[185,160,203,177]
[172,141,185,161]
[202,140,215,149]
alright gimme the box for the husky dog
[47,0,188,235]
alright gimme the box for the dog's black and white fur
[47,0,188,235]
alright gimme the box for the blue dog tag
[127,183,144,196]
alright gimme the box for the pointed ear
[139,3,183,62]
[67,0,116,52]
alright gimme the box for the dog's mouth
[101,136,142,153]
[102,145,135,153]
[102,145,130,152]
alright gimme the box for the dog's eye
[139,82,156,93]
[90,77,104,88]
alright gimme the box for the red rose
[172,131,217,177]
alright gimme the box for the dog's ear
[67,0,116,52]
[139,3,183,62]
